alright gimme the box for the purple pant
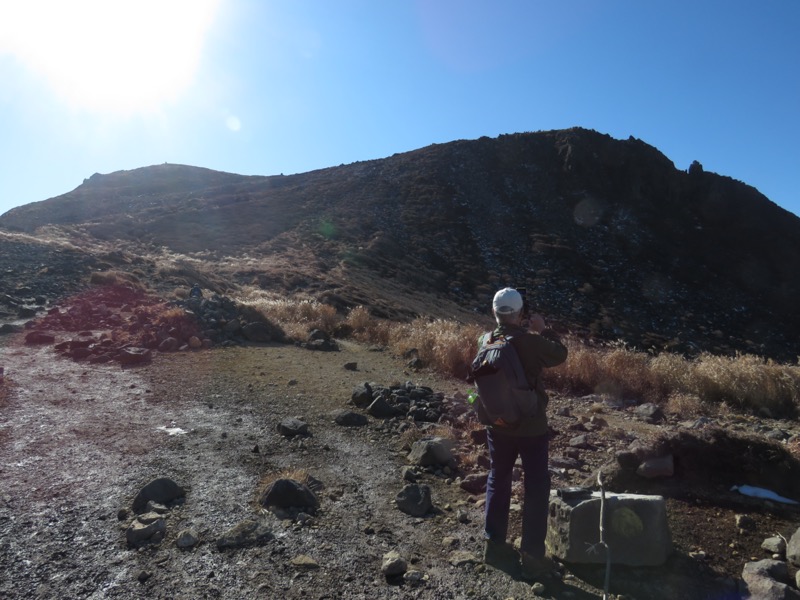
[484,429,550,557]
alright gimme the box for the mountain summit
[2,128,799,360]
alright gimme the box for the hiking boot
[484,539,518,568]
[520,552,558,581]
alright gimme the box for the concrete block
[547,491,672,566]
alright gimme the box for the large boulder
[547,491,672,566]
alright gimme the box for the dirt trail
[7,335,790,599]
[2,338,578,599]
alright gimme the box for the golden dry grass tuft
[388,318,484,378]
[664,392,708,418]
[688,353,800,417]
[345,306,393,346]
[548,339,800,418]
[230,293,800,418]
[256,468,311,498]
[238,296,338,340]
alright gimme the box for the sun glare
[0,0,220,114]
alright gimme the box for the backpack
[469,331,538,428]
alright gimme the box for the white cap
[492,287,523,314]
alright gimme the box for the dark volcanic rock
[3,129,800,362]
[260,478,319,511]
[132,478,185,513]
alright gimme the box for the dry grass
[387,318,484,378]
[255,468,311,500]
[238,296,339,340]
[546,339,660,402]
[345,305,393,346]
[230,293,800,418]
[548,340,800,418]
[398,427,427,450]
[688,353,800,417]
[664,392,708,418]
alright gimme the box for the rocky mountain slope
[2,128,799,361]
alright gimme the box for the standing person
[481,287,568,580]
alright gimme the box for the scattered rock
[459,472,488,495]
[332,409,368,427]
[381,550,408,576]
[762,536,787,556]
[396,484,433,517]
[176,529,199,549]
[407,437,454,467]
[741,559,800,600]
[403,570,424,585]
[448,550,478,567]
[401,466,418,483]
[132,478,185,513]
[277,417,309,437]
[290,554,319,569]
[0,323,23,335]
[260,478,319,512]
[216,519,274,550]
[634,403,665,424]
[568,434,591,449]
[126,517,166,548]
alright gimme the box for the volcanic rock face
[2,128,799,360]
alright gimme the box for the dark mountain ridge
[2,128,799,361]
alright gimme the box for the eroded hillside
[2,128,799,361]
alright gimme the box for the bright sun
[0,0,220,114]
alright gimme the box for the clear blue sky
[1,0,798,218]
